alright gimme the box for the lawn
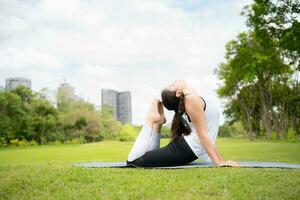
[0,138,299,200]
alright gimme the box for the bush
[287,128,297,143]
[218,124,231,137]
[64,137,86,144]
[271,131,277,141]
[9,139,20,146]
[218,121,248,138]
[117,124,137,142]
[29,140,38,146]
[17,140,26,146]
[48,140,63,145]
[0,137,7,146]
[160,126,171,138]
[9,139,38,146]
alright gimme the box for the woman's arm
[213,144,223,162]
[185,96,223,165]
[185,97,240,167]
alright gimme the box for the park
[0,138,299,199]
[0,0,299,199]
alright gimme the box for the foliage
[218,121,246,138]
[98,105,122,141]
[117,123,138,141]
[0,86,139,146]
[287,128,297,143]
[160,126,172,138]
[215,0,300,140]
[8,139,38,146]
[64,137,86,145]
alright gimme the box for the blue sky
[0,0,253,125]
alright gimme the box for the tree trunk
[239,97,254,141]
[258,82,272,139]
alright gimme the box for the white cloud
[0,0,252,125]
[0,48,64,86]
[0,48,64,71]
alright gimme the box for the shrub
[29,140,38,146]
[287,128,297,143]
[9,139,19,146]
[160,126,171,138]
[271,131,277,141]
[218,124,231,137]
[17,140,26,146]
[118,124,137,142]
[48,140,63,145]
[8,139,39,146]
[0,137,7,146]
[64,137,86,144]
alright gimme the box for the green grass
[0,138,299,200]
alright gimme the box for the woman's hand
[217,160,240,167]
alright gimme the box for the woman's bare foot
[145,99,166,128]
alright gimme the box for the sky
[0,0,253,125]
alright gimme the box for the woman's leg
[127,123,156,162]
[127,99,165,162]
[127,100,197,167]
[147,123,162,151]
[127,136,198,167]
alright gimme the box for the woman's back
[182,96,221,162]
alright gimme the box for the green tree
[99,105,122,140]
[215,0,299,140]
[31,99,59,144]
[0,91,25,142]
[118,123,138,142]
[58,100,102,142]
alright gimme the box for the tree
[118,124,138,142]
[215,0,300,140]
[31,99,59,144]
[0,91,25,141]
[99,105,122,140]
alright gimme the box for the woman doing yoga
[126,80,240,167]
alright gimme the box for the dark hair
[161,89,191,141]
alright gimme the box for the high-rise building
[0,85,4,92]
[39,88,57,107]
[5,77,32,91]
[118,91,132,124]
[101,89,118,119]
[101,89,132,124]
[57,82,79,106]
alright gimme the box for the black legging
[126,136,198,167]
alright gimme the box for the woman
[126,80,239,167]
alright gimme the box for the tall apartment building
[39,88,57,107]
[101,89,119,119]
[5,77,32,91]
[101,89,132,124]
[118,91,132,124]
[57,82,81,106]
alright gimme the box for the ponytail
[170,95,191,141]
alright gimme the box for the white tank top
[182,96,221,162]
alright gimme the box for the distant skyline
[0,0,253,125]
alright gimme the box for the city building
[39,88,57,107]
[101,89,119,119]
[57,82,82,106]
[0,85,4,92]
[101,89,132,124]
[5,77,32,91]
[117,91,132,125]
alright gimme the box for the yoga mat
[73,161,300,169]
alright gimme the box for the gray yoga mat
[73,161,300,169]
